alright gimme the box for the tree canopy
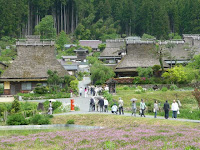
[1,0,200,40]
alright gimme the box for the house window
[22,82,32,90]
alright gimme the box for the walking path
[14,77,200,123]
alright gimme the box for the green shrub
[161,87,168,92]
[123,86,129,90]
[7,114,28,125]
[67,119,74,124]
[34,83,48,94]
[29,114,50,125]
[11,98,21,113]
[170,84,178,90]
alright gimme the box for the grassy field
[0,114,199,149]
[112,87,200,120]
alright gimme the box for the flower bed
[0,124,199,149]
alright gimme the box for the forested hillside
[0,0,200,40]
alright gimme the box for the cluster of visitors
[111,98,124,115]
[80,85,109,98]
[131,99,180,119]
[89,96,109,112]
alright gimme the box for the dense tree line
[1,0,200,40]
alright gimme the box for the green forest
[0,0,200,40]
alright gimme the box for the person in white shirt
[171,100,179,119]
[118,97,124,115]
[111,104,118,114]
[104,98,109,112]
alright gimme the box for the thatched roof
[0,45,69,80]
[100,41,125,57]
[79,40,102,49]
[115,44,169,70]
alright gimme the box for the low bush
[29,114,50,125]
[161,87,168,92]
[43,100,62,112]
[67,119,75,124]
[7,114,28,125]
[170,84,178,90]
[123,86,129,90]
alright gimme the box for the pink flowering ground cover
[0,124,199,150]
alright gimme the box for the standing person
[98,97,104,112]
[48,101,53,115]
[171,100,179,119]
[89,97,95,112]
[104,98,109,112]
[163,100,170,119]
[154,100,159,118]
[140,99,146,117]
[118,97,124,115]
[95,97,99,112]
[94,87,98,96]
[131,101,137,116]
[84,87,88,98]
[79,87,83,97]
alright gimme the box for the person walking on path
[131,101,137,116]
[84,87,88,98]
[104,98,109,112]
[140,99,146,117]
[172,100,179,119]
[48,101,53,115]
[163,100,170,119]
[89,97,95,112]
[154,100,159,118]
[79,87,83,97]
[98,97,104,112]
[118,97,124,115]
[95,98,99,112]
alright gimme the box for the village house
[99,39,125,68]
[0,35,69,95]
[114,35,200,77]
[79,40,102,51]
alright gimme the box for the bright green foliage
[168,33,182,39]
[86,56,99,64]
[136,67,153,78]
[56,30,71,50]
[75,24,91,40]
[187,54,200,69]
[90,62,115,85]
[29,114,50,125]
[0,48,17,64]
[34,15,56,39]
[98,43,106,51]
[47,70,63,93]
[70,79,79,94]
[162,66,188,84]
[7,114,28,125]
[11,98,21,113]
[64,75,76,92]
[141,33,156,40]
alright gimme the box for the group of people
[111,97,124,115]
[131,99,180,119]
[79,85,109,98]
[89,96,109,112]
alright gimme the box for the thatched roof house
[79,40,102,50]
[0,35,69,95]
[115,43,169,77]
